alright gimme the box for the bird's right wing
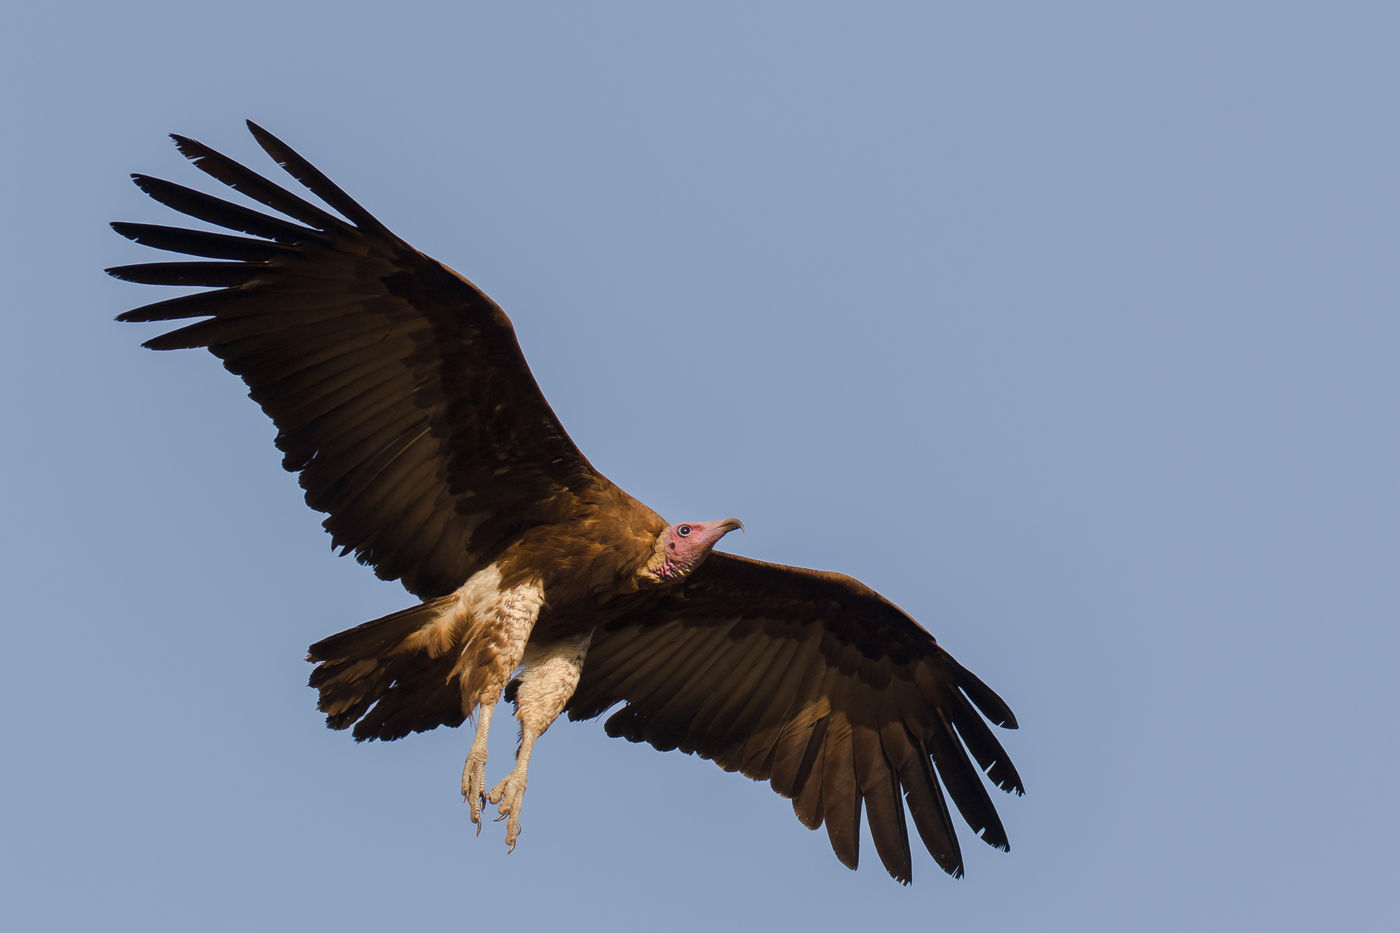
[568,552,1023,884]
[110,122,607,598]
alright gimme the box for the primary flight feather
[110,121,1023,884]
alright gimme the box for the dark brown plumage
[112,122,1023,884]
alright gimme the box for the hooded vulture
[110,122,1023,884]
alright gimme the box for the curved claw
[488,771,527,852]
[461,753,489,832]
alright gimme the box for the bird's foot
[487,769,528,853]
[461,751,488,834]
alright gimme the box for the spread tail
[307,596,467,741]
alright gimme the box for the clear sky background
[3,3,1396,931]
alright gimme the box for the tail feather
[308,597,466,741]
[352,655,467,741]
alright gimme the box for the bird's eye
[677,524,692,537]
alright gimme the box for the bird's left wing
[110,123,607,599]
[568,552,1022,884]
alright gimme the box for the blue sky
[4,3,1397,930]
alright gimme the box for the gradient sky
[4,3,1397,931]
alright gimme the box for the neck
[654,553,690,581]
[641,537,701,584]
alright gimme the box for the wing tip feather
[169,133,213,166]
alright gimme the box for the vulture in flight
[110,122,1023,884]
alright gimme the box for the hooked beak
[693,517,744,552]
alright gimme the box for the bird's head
[647,518,744,582]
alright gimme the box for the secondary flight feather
[110,121,1023,884]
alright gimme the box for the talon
[461,752,489,832]
[487,770,527,851]
[504,814,521,851]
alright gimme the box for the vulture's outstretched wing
[568,552,1023,884]
[109,122,602,598]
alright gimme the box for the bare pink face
[658,517,744,579]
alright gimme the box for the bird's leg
[451,573,546,835]
[488,716,540,853]
[488,634,591,852]
[461,695,497,832]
